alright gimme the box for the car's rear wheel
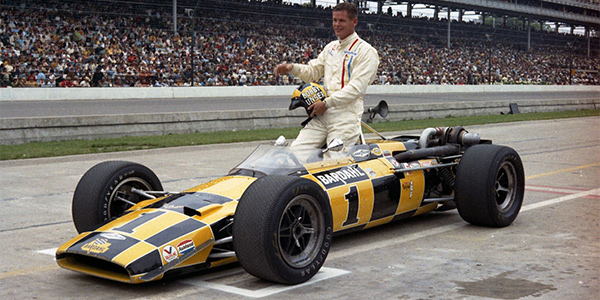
[455,145,525,227]
[72,161,163,233]
[232,175,332,284]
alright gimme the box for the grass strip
[1,109,598,161]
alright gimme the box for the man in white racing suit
[274,3,379,152]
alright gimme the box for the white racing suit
[289,32,379,153]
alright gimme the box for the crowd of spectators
[1,0,598,88]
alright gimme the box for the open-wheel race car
[56,101,525,285]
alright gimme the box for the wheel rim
[107,177,153,219]
[278,195,324,269]
[494,161,517,213]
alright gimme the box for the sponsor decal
[400,162,420,175]
[401,180,414,199]
[177,240,194,255]
[416,160,435,173]
[313,165,369,188]
[162,245,178,262]
[81,238,111,254]
[69,232,139,259]
[403,162,420,175]
[371,147,382,156]
[402,181,411,190]
[365,168,376,178]
[352,149,370,158]
[420,161,433,167]
[420,161,434,171]
[100,232,126,240]
[384,152,400,168]
[162,203,182,210]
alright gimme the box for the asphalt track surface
[1,91,598,118]
[1,117,599,299]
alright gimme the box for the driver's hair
[333,2,358,20]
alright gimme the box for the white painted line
[521,188,600,212]
[330,187,600,260]
[37,248,57,256]
[179,267,350,298]
[526,185,599,195]
[39,244,349,298]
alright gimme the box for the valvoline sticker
[162,245,178,262]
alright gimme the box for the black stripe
[158,192,233,213]
[113,210,166,234]
[369,175,401,222]
[145,218,206,247]
[127,249,162,275]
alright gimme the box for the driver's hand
[309,101,327,117]
[274,63,293,76]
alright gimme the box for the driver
[274,3,379,152]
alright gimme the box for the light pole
[187,0,203,86]
[191,22,195,87]
[185,8,195,86]
[567,42,573,85]
[485,34,492,84]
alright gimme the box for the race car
[55,99,525,285]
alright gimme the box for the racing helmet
[289,82,327,116]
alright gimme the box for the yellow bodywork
[304,141,437,232]
[57,140,442,283]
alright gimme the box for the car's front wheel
[72,161,163,233]
[232,175,333,284]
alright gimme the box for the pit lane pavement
[0,117,598,299]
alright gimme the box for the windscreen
[229,144,371,177]
[229,145,311,176]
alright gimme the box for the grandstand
[0,0,598,88]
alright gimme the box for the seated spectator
[0,0,597,87]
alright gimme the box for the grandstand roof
[373,0,600,28]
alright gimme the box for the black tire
[455,145,525,227]
[72,161,163,233]
[232,175,333,285]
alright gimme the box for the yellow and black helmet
[289,82,327,115]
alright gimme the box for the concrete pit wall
[1,85,599,145]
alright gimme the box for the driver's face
[332,10,357,40]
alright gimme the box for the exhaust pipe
[419,127,443,149]
[418,127,480,149]
[394,145,460,162]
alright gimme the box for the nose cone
[56,209,216,283]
